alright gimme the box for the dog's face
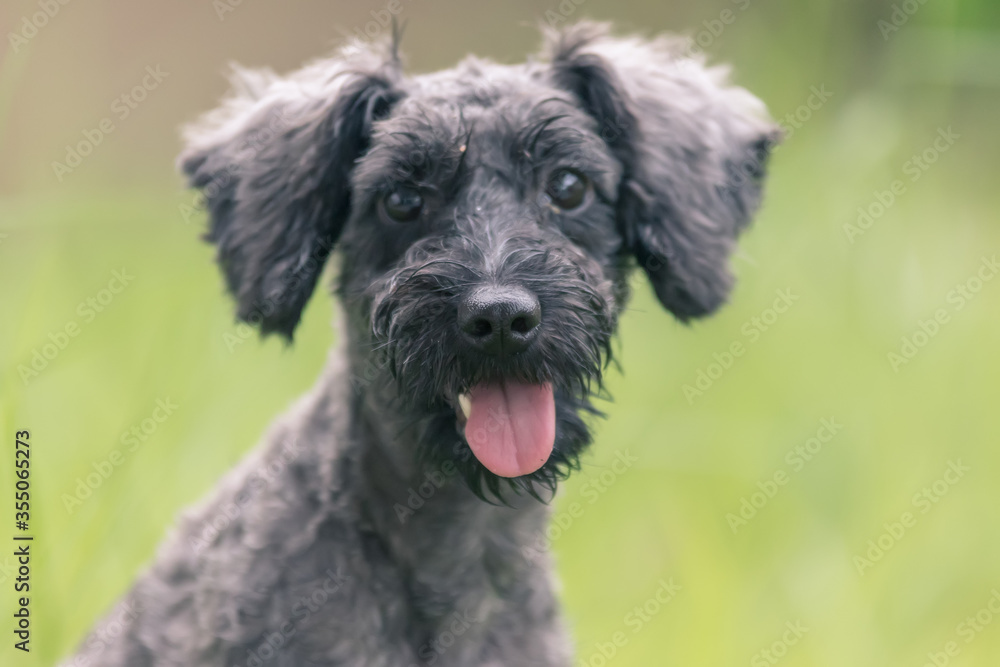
[180,23,778,497]
[342,71,626,490]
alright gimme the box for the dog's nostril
[470,318,493,338]
[458,286,541,356]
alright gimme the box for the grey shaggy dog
[64,22,777,667]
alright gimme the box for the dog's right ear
[179,41,404,339]
[544,22,780,322]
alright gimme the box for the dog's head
[180,22,779,498]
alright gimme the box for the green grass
[3,28,1000,667]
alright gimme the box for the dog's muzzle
[454,284,554,478]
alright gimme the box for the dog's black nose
[458,286,541,356]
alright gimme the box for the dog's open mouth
[454,382,556,478]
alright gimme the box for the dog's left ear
[545,22,781,320]
[179,40,404,339]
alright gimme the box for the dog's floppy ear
[545,22,781,320]
[179,41,404,338]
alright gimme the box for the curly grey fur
[63,22,777,667]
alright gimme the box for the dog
[64,21,777,666]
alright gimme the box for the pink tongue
[464,382,555,478]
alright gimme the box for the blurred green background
[2,0,999,665]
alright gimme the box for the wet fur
[64,22,777,666]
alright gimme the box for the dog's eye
[380,186,423,223]
[545,168,589,211]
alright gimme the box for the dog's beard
[369,267,615,501]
